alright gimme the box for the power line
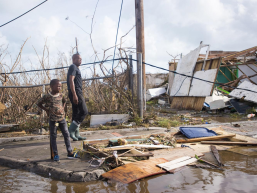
[1,58,126,75]
[111,0,124,74]
[0,0,48,28]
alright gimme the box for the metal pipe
[137,53,143,118]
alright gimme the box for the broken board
[90,114,129,127]
[157,157,197,171]
[101,158,168,184]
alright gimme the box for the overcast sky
[0,0,257,76]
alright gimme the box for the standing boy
[37,79,77,161]
[67,53,88,141]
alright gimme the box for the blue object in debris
[203,102,210,108]
[179,127,217,139]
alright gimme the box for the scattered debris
[146,87,166,101]
[90,114,129,127]
[247,114,255,119]
[229,81,257,104]
[0,148,4,152]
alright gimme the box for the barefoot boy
[37,79,77,161]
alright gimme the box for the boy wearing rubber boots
[37,79,77,161]
[67,53,88,141]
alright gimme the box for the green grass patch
[158,118,180,128]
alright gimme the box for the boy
[37,79,78,161]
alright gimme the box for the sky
[0,0,257,77]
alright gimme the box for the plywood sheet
[229,81,257,104]
[101,158,168,184]
[170,45,202,96]
[189,69,218,96]
[90,114,129,127]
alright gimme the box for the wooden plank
[201,141,257,145]
[158,156,191,167]
[101,158,168,184]
[168,166,188,174]
[157,158,197,171]
[176,134,236,143]
[119,153,153,157]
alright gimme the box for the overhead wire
[0,0,48,28]
[111,0,124,74]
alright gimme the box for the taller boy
[67,53,88,141]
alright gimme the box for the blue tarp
[179,127,217,139]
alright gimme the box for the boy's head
[50,79,61,93]
[72,53,82,66]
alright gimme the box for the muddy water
[0,151,257,193]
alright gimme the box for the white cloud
[0,0,256,75]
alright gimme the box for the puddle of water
[0,151,257,193]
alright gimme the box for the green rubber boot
[75,127,86,141]
[68,122,78,141]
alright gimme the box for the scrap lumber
[157,157,197,171]
[101,158,168,184]
[211,145,224,166]
[176,134,235,143]
[101,144,171,151]
[83,134,143,146]
[119,153,154,157]
[0,148,4,152]
[201,141,257,146]
[84,144,109,157]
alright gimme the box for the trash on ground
[146,87,166,101]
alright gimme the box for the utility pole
[135,0,145,112]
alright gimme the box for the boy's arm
[37,96,49,116]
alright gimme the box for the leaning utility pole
[135,0,146,113]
